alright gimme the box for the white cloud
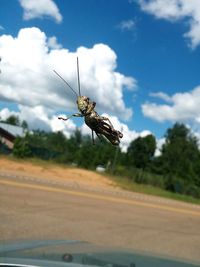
[50,116,76,138]
[47,36,62,49]
[149,92,172,103]
[0,106,76,138]
[19,0,63,23]
[0,108,19,120]
[192,130,200,149]
[142,86,200,123]
[118,19,136,31]
[154,137,165,157]
[0,27,136,138]
[138,0,200,49]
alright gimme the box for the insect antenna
[53,70,78,98]
[77,57,81,97]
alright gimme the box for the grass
[109,174,200,205]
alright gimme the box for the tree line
[1,115,200,198]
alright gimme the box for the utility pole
[111,126,123,175]
[111,144,119,175]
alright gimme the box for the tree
[159,123,200,186]
[5,115,20,126]
[47,131,67,153]
[127,134,156,169]
[76,135,95,168]
[58,129,83,163]
[21,120,28,130]
[91,138,116,168]
[13,137,32,158]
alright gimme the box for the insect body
[54,58,123,145]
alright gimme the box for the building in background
[0,122,26,149]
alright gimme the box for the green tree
[21,120,28,130]
[47,131,67,152]
[76,135,95,168]
[13,137,32,158]
[25,130,48,148]
[127,134,156,169]
[92,138,116,168]
[5,115,20,126]
[23,130,68,161]
[64,129,83,163]
[159,123,200,187]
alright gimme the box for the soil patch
[0,157,116,189]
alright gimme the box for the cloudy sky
[0,0,200,152]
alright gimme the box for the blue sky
[0,0,200,150]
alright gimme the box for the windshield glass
[0,1,200,267]
[1,240,200,267]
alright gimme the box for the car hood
[0,240,199,267]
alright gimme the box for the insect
[53,57,123,145]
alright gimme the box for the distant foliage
[0,115,29,129]
[5,122,200,199]
[21,120,28,129]
[156,123,200,187]
[127,134,156,169]
[5,115,20,126]
[13,137,32,158]
[150,123,200,197]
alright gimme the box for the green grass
[109,174,200,205]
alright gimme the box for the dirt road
[0,158,200,263]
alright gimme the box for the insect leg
[58,113,83,121]
[92,130,95,145]
[96,132,103,142]
[58,116,68,121]
[98,116,114,130]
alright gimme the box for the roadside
[0,156,200,206]
[0,156,116,190]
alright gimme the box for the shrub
[13,137,32,158]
